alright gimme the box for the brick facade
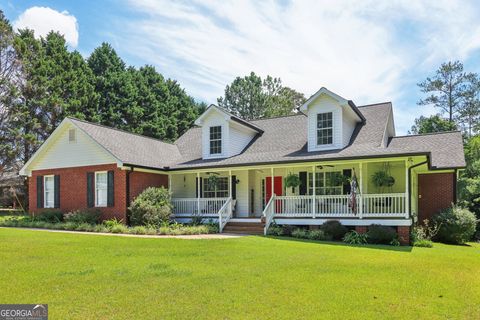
[355,226,368,234]
[29,164,168,222]
[418,173,455,223]
[397,226,410,245]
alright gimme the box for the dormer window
[209,126,222,154]
[317,112,333,145]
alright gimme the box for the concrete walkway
[0,227,249,239]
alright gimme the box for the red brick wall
[418,173,455,223]
[29,165,168,222]
[129,171,168,203]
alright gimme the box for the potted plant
[371,170,395,189]
[285,173,300,193]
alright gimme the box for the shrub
[308,229,331,241]
[343,231,368,245]
[129,226,147,235]
[433,205,477,244]
[411,219,440,242]
[413,239,434,248]
[103,218,128,233]
[129,187,173,227]
[367,225,398,244]
[34,210,63,223]
[320,220,348,240]
[291,228,309,239]
[64,209,101,224]
[267,223,284,236]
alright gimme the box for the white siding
[200,108,256,159]
[201,110,229,159]
[307,95,343,152]
[342,110,357,147]
[229,123,256,156]
[29,122,117,172]
[171,173,197,198]
[233,170,249,217]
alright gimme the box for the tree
[0,11,21,170]
[458,73,480,137]
[417,61,470,122]
[217,71,305,120]
[409,115,457,135]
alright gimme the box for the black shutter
[343,169,352,194]
[87,172,94,207]
[299,171,307,195]
[54,175,60,208]
[107,170,114,207]
[37,176,44,209]
[231,175,237,200]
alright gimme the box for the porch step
[223,222,265,235]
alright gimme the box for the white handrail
[172,198,229,216]
[218,197,233,233]
[263,195,276,235]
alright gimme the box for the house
[20,88,465,244]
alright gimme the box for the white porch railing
[272,193,407,219]
[172,198,229,216]
[218,197,233,233]
[362,193,406,217]
[263,195,276,235]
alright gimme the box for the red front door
[266,176,283,204]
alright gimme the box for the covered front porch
[169,157,416,232]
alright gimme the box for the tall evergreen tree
[417,61,470,122]
[409,115,457,135]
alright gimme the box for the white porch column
[405,159,410,219]
[196,172,200,215]
[359,163,363,219]
[312,165,316,218]
[168,173,172,192]
[270,168,274,197]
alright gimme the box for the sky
[3,0,480,134]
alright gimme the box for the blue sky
[3,0,480,134]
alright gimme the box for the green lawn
[0,228,479,319]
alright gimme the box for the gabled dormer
[299,87,365,152]
[194,105,263,159]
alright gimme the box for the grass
[0,229,479,319]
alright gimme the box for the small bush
[34,210,63,223]
[267,223,284,236]
[64,209,101,224]
[433,205,477,244]
[291,228,309,239]
[411,219,441,242]
[413,239,434,248]
[129,226,147,235]
[103,218,128,233]
[367,225,398,244]
[343,231,368,245]
[320,220,348,240]
[75,223,95,232]
[308,229,331,241]
[129,187,173,227]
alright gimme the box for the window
[308,171,343,195]
[203,177,229,198]
[44,175,55,208]
[317,112,333,145]
[95,172,108,207]
[209,126,222,154]
[68,129,76,143]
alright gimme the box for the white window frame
[203,177,229,198]
[44,175,55,208]
[308,171,343,195]
[316,112,333,146]
[95,171,108,207]
[209,126,222,155]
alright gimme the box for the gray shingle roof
[68,102,466,171]
[69,118,182,169]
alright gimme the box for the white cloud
[13,6,79,47]
[117,0,480,133]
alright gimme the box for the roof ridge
[250,113,306,122]
[357,101,392,108]
[392,130,462,138]
[67,117,176,146]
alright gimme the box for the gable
[20,120,118,176]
